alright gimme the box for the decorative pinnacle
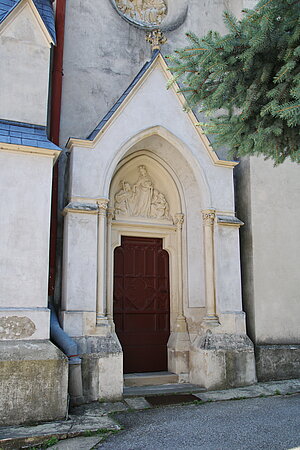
[146,29,167,51]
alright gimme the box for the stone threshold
[124,382,205,397]
[1,379,299,449]
[124,371,179,387]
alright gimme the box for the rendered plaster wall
[0,151,54,339]
[59,0,244,146]
[236,157,300,345]
[0,2,50,126]
[215,224,243,314]
[61,211,98,336]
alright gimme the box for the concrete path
[99,394,300,450]
[0,379,299,449]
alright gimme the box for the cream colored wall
[0,150,55,339]
[215,224,243,313]
[251,157,300,344]
[61,211,98,336]
[237,157,300,344]
[0,2,51,125]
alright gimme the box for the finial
[146,29,167,51]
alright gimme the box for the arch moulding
[102,125,212,207]
[106,151,191,378]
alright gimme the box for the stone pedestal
[75,334,123,402]
[190,331,257,389]
[168,331,190,382]
[0,341,68,426]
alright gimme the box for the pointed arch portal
[108,150,187,374]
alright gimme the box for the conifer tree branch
[168,0,300,164]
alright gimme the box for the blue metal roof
[87,50,160,141]
[0,0,56,44]
[0,119,60,150]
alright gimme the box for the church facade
[0,0,299,425]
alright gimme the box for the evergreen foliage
[167,0,300,164]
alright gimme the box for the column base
[0,340,68,426]
[96,314,110,329]
[203,314,220,326]
[190,331,257,390]
[61,311,113,337]
[75,333,123,402]
[168,331,190,378]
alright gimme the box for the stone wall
[0,341,68,426]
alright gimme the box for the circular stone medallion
[115,0,167,27]
[111,0,188,31]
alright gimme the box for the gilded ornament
[146,29,167,50]
[115,0,167,26]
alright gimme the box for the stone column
[96,199,109,327]
[168,213,190,380]
[106,207,114,329]
[174,213,188,332]
[202,209,219,324]
[190,210,256,389]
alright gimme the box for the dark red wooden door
[113,236,170,373]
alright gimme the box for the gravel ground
[98,394,300,450]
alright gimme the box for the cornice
[217,215,244,227]
[0,142,60,163]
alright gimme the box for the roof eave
[0,0,55,46]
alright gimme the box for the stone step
[123,383,206,397]
[124,371,179,387]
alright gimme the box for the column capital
[174,213,184,230]
[107,207,115,224]
[202,209,216,226]
[97,198,109,216]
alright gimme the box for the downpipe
[49,303,84,406]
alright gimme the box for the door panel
[113,236,170,373]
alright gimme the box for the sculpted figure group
[114,166,169,220]
[116,0,167,25]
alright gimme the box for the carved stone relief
[111,0,188,32]
[114,165,170,220]
[115,0,167,26]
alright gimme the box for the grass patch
[83,427,121,438]
[28,428,121,449]
[28,436,59,449]
[192,400,205,405]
